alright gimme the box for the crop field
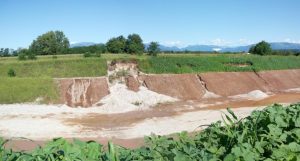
[1,103,299,160]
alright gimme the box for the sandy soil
[1,91,299,143]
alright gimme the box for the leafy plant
[7,68,16,77]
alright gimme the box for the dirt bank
[138,74,206,100]
[258,69,300,91]
[55,77,109,107]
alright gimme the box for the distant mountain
[160,42,300,52]
[70,42,97,48]
[71,42,300,52]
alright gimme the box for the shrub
[7,68,16,77]
[27,53,37,60]
[18,53,27,60]
[52,55,58,59]
[147,42,160,56]
[95,52,101,57]
[249,41,272,55]
[83,52,92,57]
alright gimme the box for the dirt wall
[198,72,270,96]
[258,69,300,91]
[55,77,109,107]
[138,74,206,100]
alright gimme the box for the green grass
[0,57,107,78]
[0,77,59,104]
[138,54,300,74]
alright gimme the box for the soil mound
[199,72,269,96]
[56,77,109,107]
[139,74,206,100]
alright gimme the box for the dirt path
[1,91,300,151]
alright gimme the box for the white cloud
[199,38,252,46]
[208,38,232,46]
[70,41,78,44]
[284,38,300,44]
[161,41,186,48]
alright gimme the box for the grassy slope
[0,53,300,104]
[0,57,107,78]
[138,54,300,74]
[0,78,58,104]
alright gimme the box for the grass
[138,54,300,74]
[0,77,59,104]
[0,57,107,78]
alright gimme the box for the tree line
[10,31,160,60]
[1,31,299,60]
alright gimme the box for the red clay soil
[139,74,206,100]
[199,72,270,96]
[125,76,140,92]
[55,77,109,107]
[258,69,300,91]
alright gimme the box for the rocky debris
[229,90,269,100]
[95,83,177,114]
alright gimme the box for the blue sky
[0,0,299,49]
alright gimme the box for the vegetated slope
[138,55,300,74]
[0,58,107,78]
[1,103,300,160]
[0,78,58,104]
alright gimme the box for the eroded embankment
[55,69,300,107]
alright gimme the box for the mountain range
[71,42,300,52]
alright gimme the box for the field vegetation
[1,103,300,160]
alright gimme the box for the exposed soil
[139,74,206,100]
[56,77,109,107]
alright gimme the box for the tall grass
[0,78,59,104]
[138,54,300,74]
[0,57,107,78]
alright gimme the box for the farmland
[1,103,300,160]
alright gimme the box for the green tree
[106,36,126,53]
[147,42,160,56]
[125,34,145,55]
[29,31,70,55]
[249,41,272,55]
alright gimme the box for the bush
[18,53,27,60]
[249,41,272,55]
[52,55,58,59]
[147,42,160,56]
[83,52,92,57]
[27,53,37,60]
[95,52,101,57]
[7,69,16,77]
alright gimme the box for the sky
[0,0,299,49]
